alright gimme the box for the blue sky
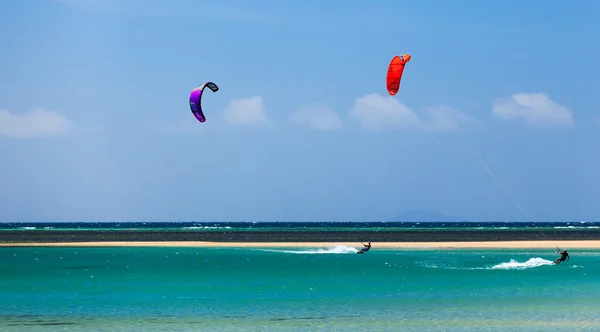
[1,0,599,222]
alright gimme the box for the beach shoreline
[2,240,600,249]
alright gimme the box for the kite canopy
[386,54,411,96]
[189,82,219,123]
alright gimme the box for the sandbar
[1,240,600,249]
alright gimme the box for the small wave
[183,226,232,229]
[20,227,36,230]
[491,257,554,270]
[260,246,358,255]
[420,263,486,271]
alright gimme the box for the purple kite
[189,82,219,123]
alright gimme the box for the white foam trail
[491,257,554,270]
[259,245,358,254]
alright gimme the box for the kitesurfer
[357,242,371,254]
[554,248,569,264]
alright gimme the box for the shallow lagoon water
[1,246,599,331]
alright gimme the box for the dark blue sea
[1,221,599,232]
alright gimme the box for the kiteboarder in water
[357,242,371,254]
[554,248,569,264]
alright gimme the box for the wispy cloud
[291,103,342,131]
[350,93,420,130]
[421,105,482,132]
[222,96,269,126]
[0,108,74,138]
[349,93,478,132]
[492,92,574,128]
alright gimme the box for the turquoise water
[1,245,599,331]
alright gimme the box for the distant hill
[389,209,468,222]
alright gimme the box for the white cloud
[222,96,268,126]
[492,93,574,128]
[291,103,342,131]
[350,93,420,130]
[421,105,482,132]
[0,108,74,138]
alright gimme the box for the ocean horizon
[2,220,599,230]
